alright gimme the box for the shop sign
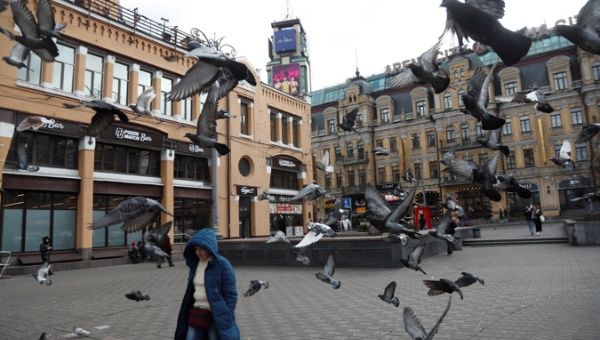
[558,178,591,190]
[269,202,303,214]
[99,124,165,148]
[342,197,352,209]
[236,185,257,197]
[115,127,153,143]
[271,156,301,171]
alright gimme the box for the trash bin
[453,236,463,250]
[472,228,481,238]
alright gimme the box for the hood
[184,228,219,268]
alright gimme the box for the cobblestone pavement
[1,241,599,340]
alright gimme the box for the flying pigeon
[403,295,452,340]
[443,151,501,201]
[389,40,450,93]
[125,290,151,302]
[214,110,236,120]
[378,281,400,307]
[295,253,310,265]
[144,230,171,268]
[401,243,427,275]
[315,254,340,289]
[64,99,129,137]
[244,280,270,297]
[496,88,553,113]
[555,0,600,55]
[550,140,575,172]
[294,222,336,248]
[16,115,50,132]
[32,262,52,285]
[36,0,67,38]
[575,123,600,144]
[383,232,408,246]
[338,108,359,133]
[364,186,421,238]
[494,175,532,199]
[440,0,532,66]
[2,43,29,69]
[16,134,39,172]
[477,128,509,156]
[428,211,456,244]
[461,65,506,131]
[315,149,334,173]
[442,193,465,216]
[256,191,276,202]
[167,44,256,101]
[322,198,345,229]
[570,190,600,202]
[281,183,331,202]
[373,147,390,156]
[129,87,155,116]
[265,230,290,244]
[38,333,47,340]
[185,81,230,156]
[73,327,91,337]
[423,278,463,299]
[90,197,173,233]
[454,272,485,288]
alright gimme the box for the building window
[183,98,193,121]
[553,71,568,90]
[506,153,516,169]
[52,43,75,93]
[161,76,173,115]
[84,53,104,98]
[389,137,397,152]
[335,147,342,162]
[476,123,484,138]
[446,128,455,143]
[479,153,488,164]
[550,112,562,128]
[593,62,600,81]
[458,89,466,107]
[504,81,517,95]
[376,139,384,148]
[239,101,250,135]
[429,161,439,179]
[347,170,355,187]
[427,131,436,147]
[281,116,289,144]
[173,198,211,243]
[461,125,471,144]
[336,173,342,188]
[380,108,390,123]
[414,163,422,180]
[292,119,300,147]
[112,61,129,105]
[520,116,532,133]
[412,133,421,149]
[502,121,513,136]
[327,119,336,135]
[523,149,535,167]
[554,144,562,158]
[174,156,210,181]
[571,108,583,126]
[138,69,152,94]
[443,94,452,110]
[324,175,331,189]
[378,168,386,183]
[392,166,399,183]
[94,143,160,176]
[270,112,278,141]
[346,143,354,161]
[416,100,426,117]
[7,133,78,170]
[270,169,299,190]
[358,170,366,187]
[576,144,588,161]
[357,142,365,160]
[93,195,143,248]
[17,53,42,85]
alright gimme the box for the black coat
[40,242,51,262]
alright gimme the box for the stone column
[73,46,88,96]
[128,63,139,105]
[172,78,183,119]
[76,136,96,260]
[191,94,201,121]
[275,112,282,143]
[102,55,115,103]
[0,122,15,189]
[160,148,175,238]
[152,71,162,115]
[41,60,53,89]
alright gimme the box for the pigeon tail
[481,115,506,130]
[214,143,230,156]
[499,145,510,156]
[392,297,400,308]
[418,266,427,275]
[483,188,502,202]
[489,27,532,66]
[535,102,554,113]
[431,74,451,94]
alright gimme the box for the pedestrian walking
[418,212,426,231]
[341,217,352,232]
[524,204,535,236]
[446,216,458,255]
[175,228,240,340]
[533,204,544,236]
[39,236,53,275]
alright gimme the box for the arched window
[593,61,600,81]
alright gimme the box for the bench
[91,248,128,259]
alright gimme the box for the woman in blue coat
[175,228,240,340]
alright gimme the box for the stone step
[463,237,568,246]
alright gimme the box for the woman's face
[195,246,210,261]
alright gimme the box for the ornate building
[311,33,600,223]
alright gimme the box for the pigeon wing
[389,67,419,88]
[487,128,500,145]
[383,281,397,301]
[136,88,156,112]
[324,254,335,278]
[11,1,40,38]
[576,0,600,31]
[293,230,323,248]
[196,84,219,139]
[168,62,220,101]
[485,153,499,176]
[403,306,428,340]
[344,108,359,126]
[435,212,452,235]
[466,68,486,99]
[423,280,448,296]
[425,296,452,340]
[408,243,425,266]
[321,150,330,168]
[387,187,416,224]
[445,156,476,181]
[454,275,472,288]
[478,64,497,107]
[150,221,172,245]
[365,186,392,219]
[419,39,442,73]
[8,43,31,66]
[91,197,148,229]
[36,0,56,34]
[560,140,572,159]
[465,0,505,19]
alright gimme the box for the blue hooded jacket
[174,229,240,340]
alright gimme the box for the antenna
[284,0,294,19]
[355,49,358,70]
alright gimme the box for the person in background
[524,203,535,236]
[128,241,140,264]
[137,240,148,262]
[175,228,240,340]
[533,204,544,236]
[39,236,53,275]
[418,212,426,231]
[446,215,458,255]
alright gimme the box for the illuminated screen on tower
[272,63,301,97]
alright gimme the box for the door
[239,197,251,238]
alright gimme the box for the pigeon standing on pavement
[496,88,553,113]
[90,196,173,233]
[403,295,452,340]
[440,0,532,66]
[73,327,91,337]
[423,278,464,299]
[294,222,336,248]
[378,281,400,307]
[555,0,600,55]
[32,262,52,285]
[550,140,576,172]
[461,65,506,131]
[478,129,509,156]
[337,108,359,133]
[575,123,600,144]
[64,99,129,137]
[266,230,290,244]
[389,39,450,93]
[129,88,156,116]
[401,243,427,275]
[454,272,485,288]
[244,280,270,297]
[316,254,340,289]
[125,290,151,302]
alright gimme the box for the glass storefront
[173,198,211,243]
[92,195,143,247]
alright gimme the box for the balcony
[341,153,368,166]
[438,175,471,187]
[439,135,486,152]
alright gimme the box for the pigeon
[442,193,465,216]
[185,81,230,156]
[315,254,340,289]
[144,229,171,268]
[167,44,256,101]
[0,1,59,62]
[401,243,427,275]
[378,281,400,307]
[295,252,310,265]
[440,0,532,66]
[38,333,47,340]
[383,232,408,246]
[373,146,390,156]
[256,191,276,202]
[315,149,334,173]
[16,115,50,132]
[73,327,91,337]
[555,0,600,55]
[364,186,421,238]
[494,175,532,199]
[36,0,67,38]
[454,272,485,288]
[147,221,173,247]
[214,110,236,120]
[129,87,155,116]
[423,278,463,299]
[2,42,29,69]
[90,196,173,233]
[496,88,553,113]
[477,128,509,156]
[389,40,450,93]
[570,190,600,202]
[575,123,600,144]
[402,167,417,184]
[244,280,270,297]
[550,140,575,172]
[403,295,452,340]
[461,65,506,130]
[294,222,336,248]
[428,211,456,244]
[281,183,331,202]
[16,133,39,172]
[338,108,359,133]
[266,230,290,244]
[443,151,501,201]
[322,198,345,229]
[63,99,129,137]
[125,290,150,302]
[32,262,52,285]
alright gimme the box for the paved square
[1,242,599,339]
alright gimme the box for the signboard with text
[274,29,296,53]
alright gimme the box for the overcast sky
[121,0,587,91]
